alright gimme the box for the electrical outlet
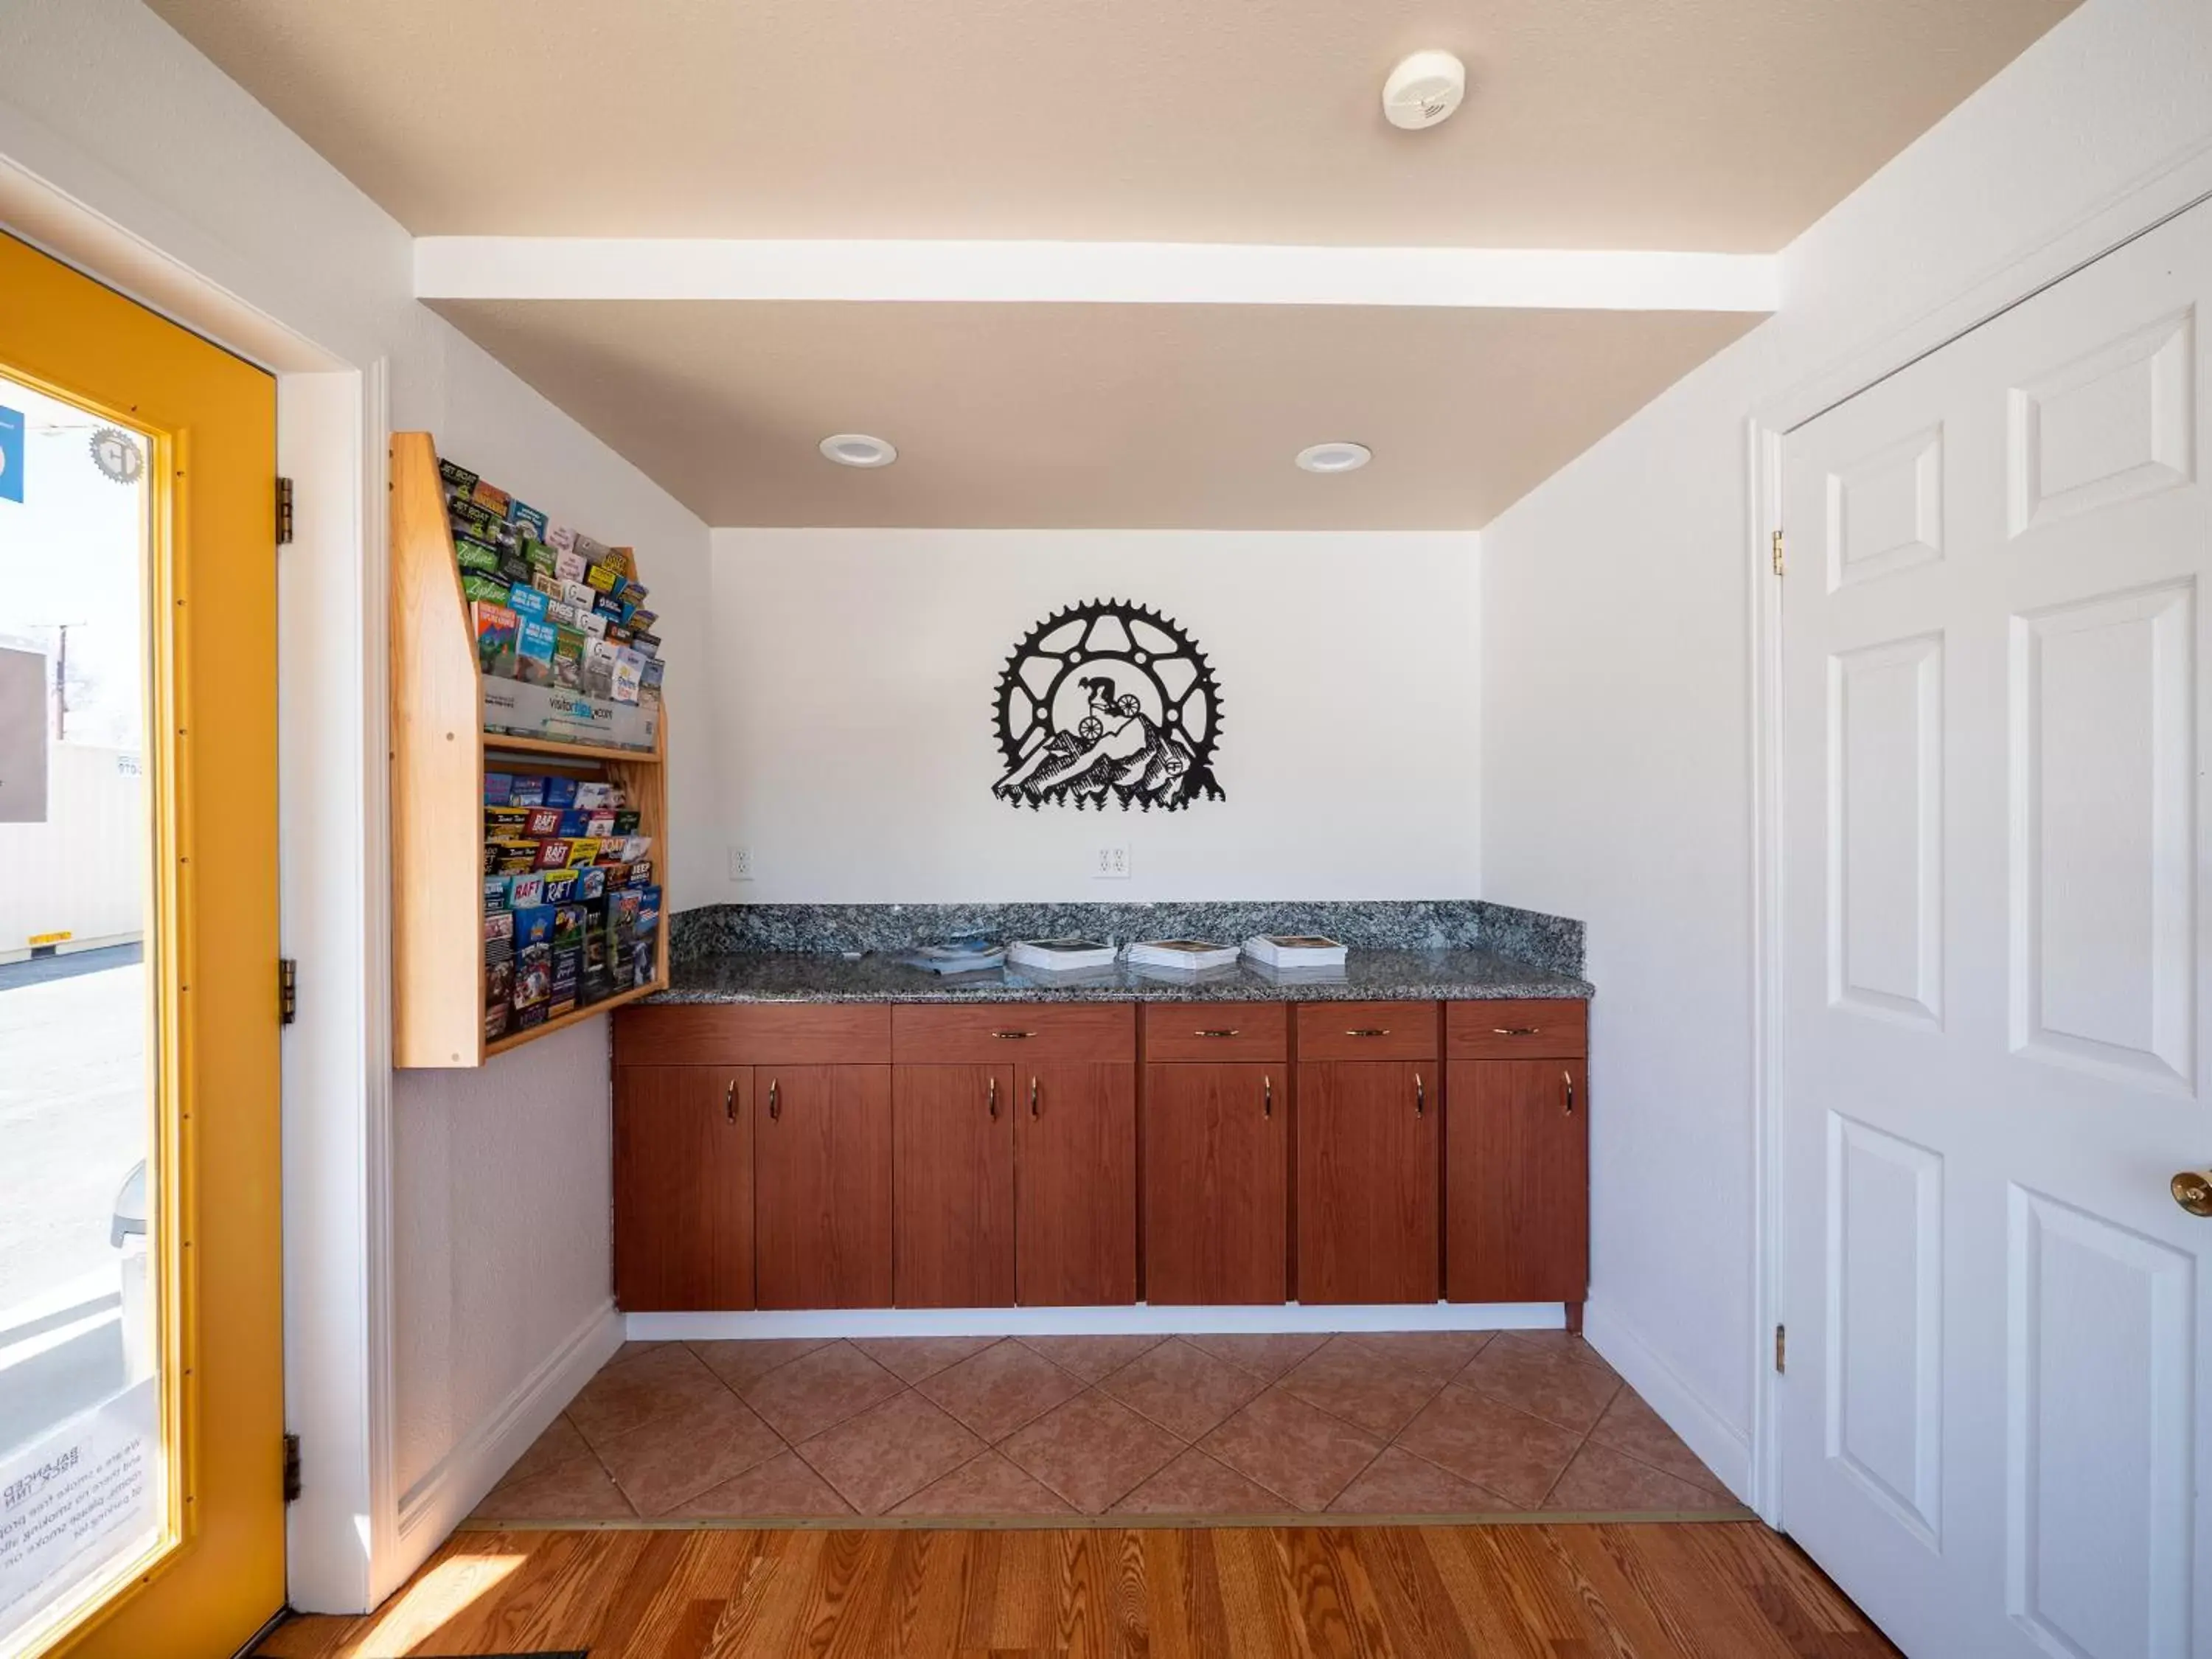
[1093,843,1131,880]
[728,844,754,882]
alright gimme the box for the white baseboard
[393,1298,622,1559]
[1582,1297,1754,1504]
[628,1302,1567,1342]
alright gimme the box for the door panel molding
[2005,1185,2194,1659]
[1823,1112,1944,1550]
[2007,580,2195,1091]
[1827,631,1947,1029]
[2006,307,2195,537]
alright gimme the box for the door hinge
[282,1432,302,1503]
[279,958,298,1026]
[1770,529,1785,577]
[1774,1323,1787,1374]
[276,476,295,546]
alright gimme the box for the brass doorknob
[2173,1171,2212,1217]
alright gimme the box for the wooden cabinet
[1444,998,1587,1061]
[614,1002,895,1310]
[892,1002,1132,1064]
[1144,1062,1285,1304]
[894,1064,1015,1307]
[613,1065,755,1311]
[611,992,1589,1315]
[1295,1060,1439,1304]
[1444,998,1589,1306]
[754,1064,894,1309]
[1295,1001,1440,1062]
[615,1002,891,1067]
[1446,1056,1589,1304]
[1141,1001,1288,1064]
[891,1006,1138,1307]
[1015,1062,1138,1307]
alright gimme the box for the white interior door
[1781,201,2211,1658]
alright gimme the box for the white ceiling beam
[415,237,1778,313]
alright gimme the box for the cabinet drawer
[1142,1002,1287,1062]
[613,1002,891,1065]
[1444,998,1587,1059]
[893,1002,1135,1063]
[1294,1001,1439,1061]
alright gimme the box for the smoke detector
[1382,49,1467,131]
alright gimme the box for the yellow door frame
[0,234,284,1659]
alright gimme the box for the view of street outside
[0,950,144,1310]
[0,948,144,1455]
[0,372,161,1643]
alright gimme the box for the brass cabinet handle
[1029,1075,1040,1119]
[2174,1170,2212,1217]
[1413,1071,1425,1118]
[725,1077,737,1124]
[1262,1074,1273,1119]
[767,1078,779,1121]
[987,1074,998,1120]
[1493,1026,1541,1037]
[1562,1069,1576,1116]
[1195,1029,1241,1039]
[992,1030,1036,1040]
[1346,1027,1391,1037]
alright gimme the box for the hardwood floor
[257,1520,1899,1657]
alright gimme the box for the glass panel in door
[0,376,164,1657]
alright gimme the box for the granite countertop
[648,947,1593,1005]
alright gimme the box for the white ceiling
[426,298,1764,529]
[149,0,2076,528]
[149,0,2073,251]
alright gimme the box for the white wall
[712,529,1479,902]
[389,1018,612,1495]
[391,373,709,1510]
[0,0,713,1607]
[1481,0,2212,1492]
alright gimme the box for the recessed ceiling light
[819,432,897,467]
[1295,441,1372,474]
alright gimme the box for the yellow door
[0,236,283,1657]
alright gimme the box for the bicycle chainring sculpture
[990,599,1224,811]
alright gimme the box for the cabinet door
[1445,1059,1588,1303]
[1144,1062,1285,1304]
[1015,1062,1138,1307]
[1295,1061,1439,1304]
[894,1064,1015,1307]
[614,1065,755,1311]
[754,1064,894,1309]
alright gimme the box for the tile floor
[473,1330,1746,1524]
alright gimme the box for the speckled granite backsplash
[669,900,1582,978]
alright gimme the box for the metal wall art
[991,599,1224,811]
